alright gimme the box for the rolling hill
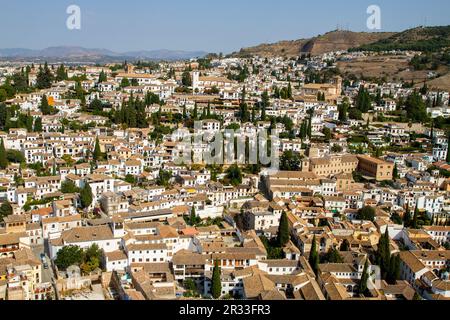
[234,30,394,58]
[234,26,450,58]
[353,25,450,52]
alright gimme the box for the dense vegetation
[351,26,450,53]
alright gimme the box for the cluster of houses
[0,50,450,301]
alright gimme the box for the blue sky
[0,0,449,53]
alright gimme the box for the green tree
[36,62,53,89]
[386,254,401,284]
[0,89,7,102]
[34,117,42,132]
[405,91,428,123]
[26,114,33,132]
[124,174,136,184]
[0,201,13,220]
[277,211,289,247]
[403,209,412,228]
[324,247,344,263]
[358,206,376,221]
[322,127,332,142]
[359,260,370,295]
[120,77,130,88]
[80,183,93,209]
[280,150,301,171]
[225,165,242,187]
[54,245,84,270]
[56,64,68,81]
[340,239,350,251]
[93,137,102,161]
[211,260,222,299]
[6,150,25,164]
[61,180,80,194]
[348,108,363,120]
[40,95,52,115]
[393,164,399,180]
[309,235,319,276]
[193,103,198,120]
[182,70,192,87]
[189,206,199,226]
[81,243,102,274]
[307,115,312,138]
[376,229,391,279]
[447,135,450,163]
[89,99,103,113]
[0,138,8,169]
[260,90,269,121]
[98,70,107,83]
[156,169,172,187]
[338,98,349,122]
[412,206,420,229]
[355,86,371,113]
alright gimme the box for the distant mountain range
[2,25,449,63]
[233,25,450,57]
[0,46,208,62]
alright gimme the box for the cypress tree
[412,206,419,229]
[26,114,33,132]
[182,105,187,120]
[393,164,399,180]
[359,260,369,295]
[307,116,312,138]
[93,137,102,161]
[98,70,107,83]
[56,64,68,81]
[447,135,450,163]
[40,95,51,115]
[287,82,292,98]
[277,211,289,247]
[193,103,198,120]
[377,229,391,279]
[190,206,197,226]
[80,183,93,209]
[340,239,350,251]
[207,102,211,117]
[403,208,412,228]
[0,201,13,219]
[0,138,8,169]
[211,260,222,299]
[36,62,53,89]
[309,235,319,276]
[386,254,400,284]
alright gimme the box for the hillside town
[0,49,449,301]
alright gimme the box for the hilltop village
[0,50,449,300]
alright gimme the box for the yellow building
[309,155,358,178]
[356,155,393,181]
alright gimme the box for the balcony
[0,246,19,253]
